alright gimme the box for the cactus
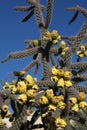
[0,1,87,130]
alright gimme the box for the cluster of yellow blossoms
[51,66,72,88]
[69,92,87,112]
[33,40,39,46]
[55,118,67,128]
[39,88,67,128]
[0,105,11,125]
[39,89,65,109]
[59,40,69,56]
[42,30,61,44]
[76,45,87,58]
[3,74,38,104]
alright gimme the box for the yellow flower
[57,78,64,88]
[51,66,58,75]
[57,95,64,101]
[61,47,69,56]
[45,31,51,37]
[64,47,69,51]
[39,96,49,105]
[5,110,11,117]
[32,84,38,91]
[51,76,58,83]
[42,113,48,118]
[79,53,84,58]
[0,115,2,125]
[10,85,17,94]
[59,41,66,49]
[69,97,77,105]
[61,51,66,56]
[51,95,64,105]
[27,89,36,99]
[19,70,26,76]
[25,75,34,87]
[84,51,87,56]
[77,92,86,101]
[79,101,87,109]
[57,35,61,40]
[17,81,26,93]
[80,45,85,52]
[55,118,67,128]
[17,94,27,104]
[3,82,10,89]
[71,104,79,112]
[42,31,52,41]
[64,80,72,88]
[57,101,66,110]
[13,70,26,77]
[1,105,9,113]
[51,30,58,39]
[48,104,56,111]
[33,78,37,82]
[51,30,61,41]
[46,89,54,100]
[33,40,39,46]
[42,36,52,41]
[12,80,17,85]
[29,99,35,102]
[52,39,58,44]
[64,71,72,80]
[57,69,64,77]
[76,51,84,58]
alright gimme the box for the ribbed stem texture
[71,21,87,52]
[1,47,38,63]
[45,0,54,29]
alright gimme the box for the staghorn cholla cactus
[0,0,87,130]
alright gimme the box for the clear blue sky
[0,0,87,85]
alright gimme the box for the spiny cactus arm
[61,35,77,41]
[50,47,59,55]
[50,53,56,66]
[14,1,45,23]
[71,21,87,52]
[1,47,39,63]
[22,10,34,22]
[62,48,72,70]
[29,110,40,126]
[45,0,54,29]
[58,56,64,67]
[14,5,35,12]
[61,35,77,45]
[21,5,45,23]
[74,84,87,93]
[23,52,42,73]
[62,87,78,116]
[10,105,27,130]
[0,89,17,100]
[68,11,79,24]
[66,5,87,21]
[27,0,42,7]
[37,79,54,87]
[25,40,36,48]
[72,75,87,83]
[71,62,87,71]
[27,0,45,10]
[41,55,51,80]
[34,0,46,36]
